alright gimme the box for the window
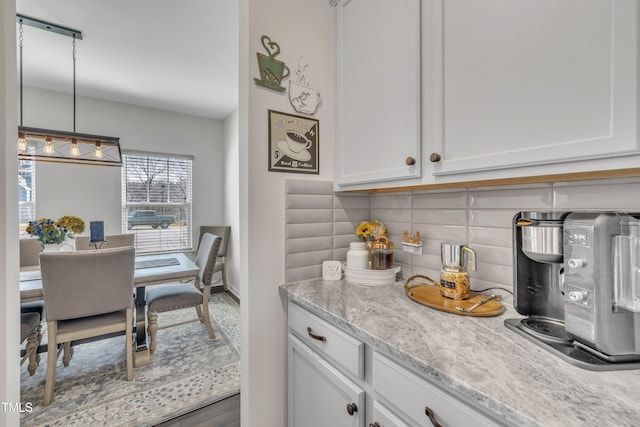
[121,151,193,253]
[19,159,36,232]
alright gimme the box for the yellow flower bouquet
[355,220,387,242]
[26,215,86,247]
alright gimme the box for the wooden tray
[404,275,504,317]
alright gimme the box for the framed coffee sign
[268,110,319,174]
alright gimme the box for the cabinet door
[334,0,421,185]
[429,0,640,176]
[288,334,365,427]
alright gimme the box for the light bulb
[44,136,54,154]
[93,142,103,158]
[70,139,79,156]
[18,132,27,151]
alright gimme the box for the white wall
[23,87,225,245]
[1,1,20,425]
[242,0,333,425]
[224,109,240,296]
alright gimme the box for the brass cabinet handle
[346,403,358,416]
[429,153,441,162]
[406,156,416,166]
[306,327,326,342]
[369,423,381,427]
[425,406,443,427]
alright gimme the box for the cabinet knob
[406,156,416,166]
[425,406,443,427]
[429,153,441,163]
[346,403,358,416]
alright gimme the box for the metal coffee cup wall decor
[255,35,290,92]
[268,110,319,174]
[289,57,322,115]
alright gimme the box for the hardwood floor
[155,393,240,427]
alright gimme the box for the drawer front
[372,352,499,427]
[371,400,410,427]
[288,302,364,378]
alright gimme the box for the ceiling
[15,0,239,120]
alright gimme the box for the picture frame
[268,109,319,174]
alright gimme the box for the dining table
[19,252,200,367]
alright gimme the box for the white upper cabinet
[333,0,640,190]
[429,0,640,177]
[334,0,422,186]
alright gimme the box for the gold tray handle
[404,274,438,296]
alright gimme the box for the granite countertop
[280,278,640,427]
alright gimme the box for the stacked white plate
[345,266,400,285]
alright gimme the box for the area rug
[20,292,240,427]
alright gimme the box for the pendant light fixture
[16,14,122,167]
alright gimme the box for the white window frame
[121,150,193,253]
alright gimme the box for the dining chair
[39,247,136,406]
[146,233,222,354]
[198,226,230,291]
[20,312,42,376]
[75,233,135,250]
[20,237,43,267]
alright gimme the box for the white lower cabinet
[288,334,365,427]
[287,302,502,427]
[372,352,499,427]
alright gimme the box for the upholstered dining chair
[39,247,136,406]
[20,237,43,267]
[20,312,42,376]
[198,226,230,291]
[146,233,222,354]
[75,233,135,250]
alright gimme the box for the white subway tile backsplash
[287,236,333,254]
[371,194,412,209]
[334,193,371,209]
[468,209,517,228]
[412,190,467,209]
[285,179,333,195]
[553,179,640,210]
[468,226,512,248]
[285,194,334,209]
[285,177,637,289]
[469,185,552,210]
[471,244,512,268]
[286,223,332,239]
[286,209,333,224]
[412,209,467,226]
[286,250,334,269]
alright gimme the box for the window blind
[121,151,193,253]
[18,159,36,232]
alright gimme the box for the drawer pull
[369,423,381,427]
[307,327,326,342]
[346,402,358,416]
[425,406,443,427]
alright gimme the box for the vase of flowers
[26,215,86,251]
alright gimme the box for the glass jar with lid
[371,239,394,270]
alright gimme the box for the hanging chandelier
[16,14,122,167]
